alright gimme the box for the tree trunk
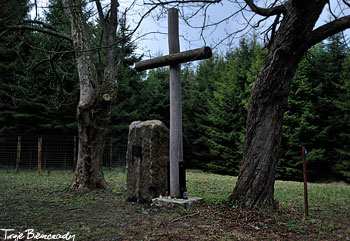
[62,0,118,191]
[72,95,112,190]
[230,1,327,208]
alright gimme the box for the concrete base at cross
[151,197,203,208]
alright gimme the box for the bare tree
[59,0,119,190]
[144,0,350,207]
[61,0,165,190]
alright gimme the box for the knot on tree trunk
[102,93,112,102]
[101,67,118,102]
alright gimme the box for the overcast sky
[119,0,350,59]
[123,1,261,58]
[31,0,349,59]
[32,0,246,57]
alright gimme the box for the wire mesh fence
[0,135,127,171]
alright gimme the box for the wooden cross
[135,8,212,197]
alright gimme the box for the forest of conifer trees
[1,0,349,183]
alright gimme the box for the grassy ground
[0,168,349,240]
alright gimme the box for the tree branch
[244,0,286,17]
[144,0,221,5]
[124,4,159,40]
[266,13,281,47]
[306,16,350,49]
[105,0,119,67]
[343,0,350,8]
[108,0,119,36]
[95,0,107,32]
[1,24,72,41]
[21,20,62,33]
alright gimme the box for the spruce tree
[183,55,223,169]
[0,0,40,134]
[279,35,348,181]
[204,38,264,174]
[333,52,350,182]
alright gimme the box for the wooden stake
[109,139,113,170]
[302,146,309,216]
[38,137,42,176]
[64,149,67,169]
[169,8,182,197]
[15,136,21,173]
[73,136,77,171]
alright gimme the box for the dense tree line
[126,37,350,183]
[1,1,349,183]
[279,35,350,182]
[180,37,350,183]
[0,0,78,135]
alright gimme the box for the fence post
[38,137,42,176]
[73,136,77,171]
[64,140,68,169]
[15,136,21,173]
[43,137,47,170]
[302,146,309,216]
[109,139,113,170]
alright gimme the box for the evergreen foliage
[0,0,78,135]
[203,39,265,174]
[107,19,144,141]
[332,43,350,182]
[279,35,349,182]
[0,3,349,182]
[181,60,218,169]
[139,67,170,127]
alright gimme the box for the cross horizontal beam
[135,46,212,72]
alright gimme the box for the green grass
[0,168,349,240]
[187,170,235,205]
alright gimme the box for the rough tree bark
[230,0,350,208]
[62,0,119,191]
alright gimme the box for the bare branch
[95,0,107,31]
[306,16,350,49]
[342,0,350,8]
[21,20,61,33]
[0,24,72,41]
[265,13,280,47]
[108,0,119,34]
[244,0,286,17]
[327,1,338,20]
[104,0,119,68]
[178,0,237,30]
[34,0,38,20]
[211,12,254,50]
[144,0,221,5]
[124,4,159,40]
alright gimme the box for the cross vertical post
[168,8,182,197]
[134,8,212,198]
